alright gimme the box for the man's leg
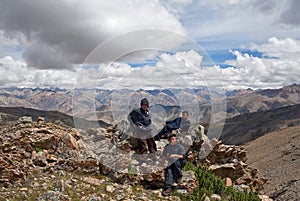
[137,139,148,154]
[146,137,157,153]
[172,160,185,182]
[162,166,174,196]
[164,166,174,187]
[155,126,169,140]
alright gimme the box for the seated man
[154,111,191,141]
[161,133,186,196]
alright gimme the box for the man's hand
[169,154,183,159]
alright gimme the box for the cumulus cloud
[0,0,185,69]
[250,37,300,59]
[0,50,212,89]
[0,56,76,88]
[224,37,300,89]
[1,37,299,90]
[0,56,27,86]
[76,50,208,90]
[0,1,299,90]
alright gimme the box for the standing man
[161,133,186,196]
[128,98,157,155]
[154,111,191,141]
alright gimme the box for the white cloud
[0,56,76,88]
[76,50,220,90]
[250,37,300,59]
[0,0,185,69]
[0,56,27,85]
[0,0,299,92]
[224,37,300,89]
[1,37,299,90]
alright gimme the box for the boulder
[177,170,198,192]
[17,116,32,124]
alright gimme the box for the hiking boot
[162,187,172,196]
[171,182,178,187]
[176,177,182,184]
[172,177,182,187]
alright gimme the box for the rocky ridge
[0,117,270,200]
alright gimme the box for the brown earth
[244,126,300,201]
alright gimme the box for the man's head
[140,98,149,111]
[182,111,189,121]
[168,133,177,145]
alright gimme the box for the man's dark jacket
[154,117,190,140]
[128,108,151,129]
[165,117,190,133]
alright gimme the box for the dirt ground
[244,126,300,201]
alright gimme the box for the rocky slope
[0,117,269,200]
[244,126,300,201]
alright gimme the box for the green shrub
[128,160,136,176]
[35,147,43,153]
[179,162,260,201]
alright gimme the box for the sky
[0,0,299,90]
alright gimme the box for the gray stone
[18,116,32,123]
[210,194,222,201]
[37,191,70,201]
[204,196,211,201]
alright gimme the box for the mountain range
[0,84,299,146]
[0,84,299,125]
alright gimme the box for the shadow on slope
[217,104,300,145]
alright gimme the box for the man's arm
[128,110,139,126]
[164,144,185,160]
[168,154,184,159]
[165,117,181,131]
[168,143,185,159]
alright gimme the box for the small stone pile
[205,141,266,192]
[0,116,98,186]
[186,128,267,192]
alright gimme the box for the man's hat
[140,98,149,106]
